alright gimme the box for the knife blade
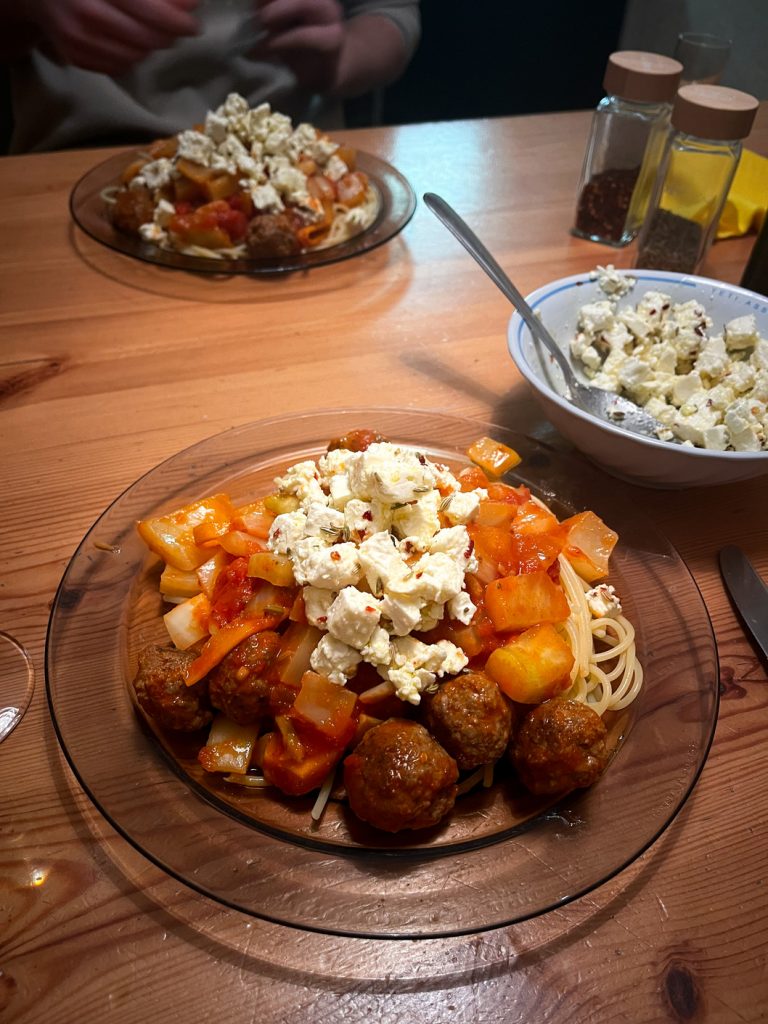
[719,546,768,662]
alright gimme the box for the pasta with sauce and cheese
[130,430,643,833]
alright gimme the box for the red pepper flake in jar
[330,550,341,562]
[574,167,640,243]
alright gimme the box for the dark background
[355,0,627,125]
[1,0,628,151]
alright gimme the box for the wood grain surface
[1,107,767,1024]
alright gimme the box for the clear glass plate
[46,409,719,937]
[69,151,416,275]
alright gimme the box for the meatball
[208,631,281,725]
[513,698,608,796]
[343,719,458,832]
[327,428,387,453]
[110,185,156,236]
[245,213,301,258]
[421,672,512,771]
[132,645,212,732]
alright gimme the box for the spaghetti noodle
[558,553,643,716]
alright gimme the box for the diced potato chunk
[246,551,296,587]
[137,493,234,570]
[261,735,341,795]
[561,511,618,583]
[485,623,574,703]
[159,564,201,600]
[475,500,519,529]
[263,493,300,515]
[467,436,521,477]
[484,571,569,632]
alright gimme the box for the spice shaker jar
[635,84,758,274]
[573,51,682,246]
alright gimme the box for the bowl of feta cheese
[508,266,768,487]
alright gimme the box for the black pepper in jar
[635,208,703,272]
[574,167,640,243]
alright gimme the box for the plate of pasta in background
[46,409,719,938]
[69,94,416,275]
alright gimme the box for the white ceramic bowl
[508,269,768,488]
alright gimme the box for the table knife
[719,546,768,662]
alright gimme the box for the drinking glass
[0,632,34,741]
[674,32,731,87]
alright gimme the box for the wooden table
[2,107,767,1023]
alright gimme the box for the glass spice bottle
[635,84,759,274]
[573,51,682,247]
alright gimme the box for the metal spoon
[423,192,668,441]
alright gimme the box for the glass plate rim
[44,407,720,938]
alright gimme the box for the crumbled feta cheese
[324,154,349,181]
[139,222,167,243]
[448,590,476,625]
[391,490,441,543]
[272,443,481,699]
[725,314,759,351]
[325,587,381,649]
[268,509,308,555]
[274,460,326,508]
[176,129,215,166]
[303,586,334,627]
[590,264,636,297]
[571,272,768,451]
[380,592,422,636]
[579,300,616,336]
[347,443,436,504]
[360,626,392,665]
[204,110,229,145]
[245,182,284,214]
[310,634,361,685]
[442,488,486,525]
[291,538,362,589]
[585,584,622,619]
[381,636,468,704]
[303,502,345,541]
[140,158,174,191]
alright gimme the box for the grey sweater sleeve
[342,0,421,59]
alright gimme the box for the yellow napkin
[716,149,768,239]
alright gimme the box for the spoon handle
[423,192,577,388]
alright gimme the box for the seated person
[1,0,420,151]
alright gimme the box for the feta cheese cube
[585,584,622,618]
[292,538,361,589]
[725,314,759,351]
[304,502,345,542]
[357,531,409,594]
[303,586,334,627]
[325,587,381,649]
[391,490,441,543]
[267,509,308,556]
[310,634,361,685]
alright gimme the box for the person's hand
[256,0,345,92]
[27,0,199,75]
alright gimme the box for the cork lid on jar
[672,84,759,139]
[603,51,683,103]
